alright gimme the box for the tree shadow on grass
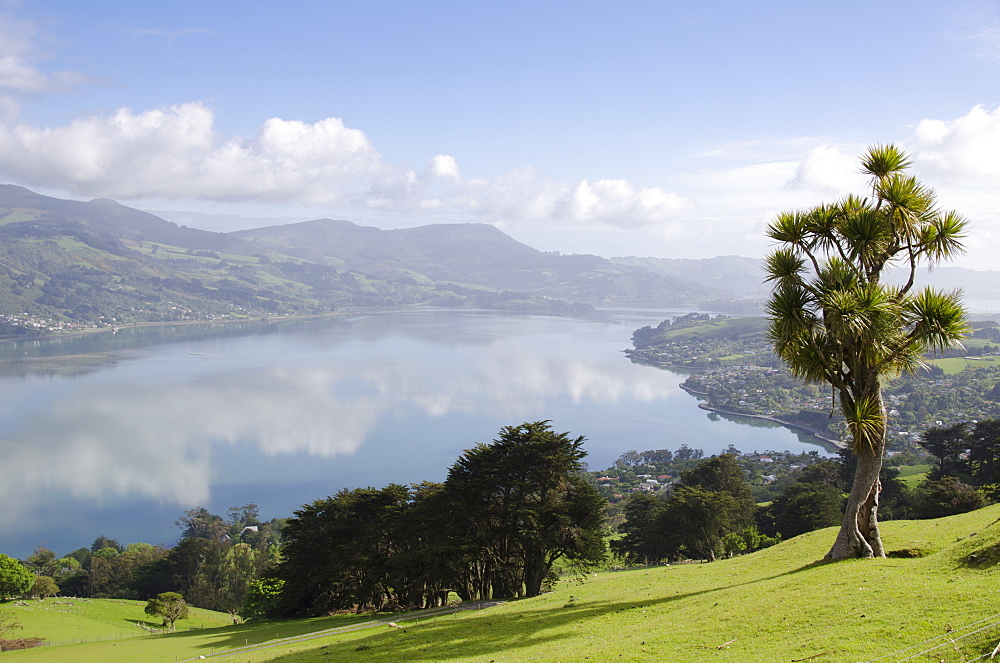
[147,612,382,652]
[248,560,844,662]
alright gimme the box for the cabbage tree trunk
[826,390,886,560]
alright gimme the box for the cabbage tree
[765,144,968,559]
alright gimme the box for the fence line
[857,612,1000,663]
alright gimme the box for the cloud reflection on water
[0,323,684,531]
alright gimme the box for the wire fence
[857,612,1000,663]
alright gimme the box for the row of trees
[611,442,996,566]
[2,504,280,625]
[920,419,1000,494]
[276,421,607,616]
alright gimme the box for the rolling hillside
[6,505,1000,662]
[0,186,720,332]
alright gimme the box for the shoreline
[0,310,359,345]
[679,383,845,450]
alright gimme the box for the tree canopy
[0,554,33,600]
[444,421,607,598]
[276,421,607,616]
[144,592,189,632]
[765,144,969,559]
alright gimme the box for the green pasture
[926,355,1000,374]
[896,463,933,488]
[0,600,372,662]
[211,507,1000,663]
[8,505,1000,662]
[659,316,768,341]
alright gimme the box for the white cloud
[912,104,1000,182]
[565,179,689,228]
[787,144,865,193]
[0,100,692,230]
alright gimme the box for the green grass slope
[7,506,1000,662]
[0,598,231,657]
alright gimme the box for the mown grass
[8,506,1000,662]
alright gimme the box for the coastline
[0,310,356,345]
[678,383,846,450]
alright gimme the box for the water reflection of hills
[0,310,513,377]
[1,309,829,557]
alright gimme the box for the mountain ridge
[0,186,717,331]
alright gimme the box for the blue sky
[3,1,1000,267]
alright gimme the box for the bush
[914,477,987,519]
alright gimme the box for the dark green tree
[610,492,669,564]
[386,482,460,610]
[614,455,758,563]
[678,454,756,527]
[920,422,970,480]
[765,144,969,559]
[967,419,1000,495]
[914,476,986,519]
[764,482,844,538]
[661,486,739,561]
[176,507,229,541]
[278,484,410,615]
[24,547,57,577]
[798,460,845,489]
[444,421,606,599]
[90,535,123,553]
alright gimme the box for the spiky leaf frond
[918,210,967,264]
[877,174,936,238]
[815,258,858,295]
[766,282,816,343]
[861,144,911,180]
[904,287,970,354]
[766,211,810,247]
[763,249,805,284]
[844,396,885,455]
[839,207,890,267]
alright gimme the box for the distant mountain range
[0,185,725,332]
[0,184,994,334]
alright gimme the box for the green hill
[0,185,723,332]
[6,505,1000,662]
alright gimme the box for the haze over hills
[1,184,996,334]
[0,185,724,332]
[613,254,1000,310]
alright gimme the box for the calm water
[0,309,825,557]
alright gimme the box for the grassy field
[6,505,1000,662]
[896,463,933,488]
[659,316,768,341]
[926,355,1000,375]
[0,597,231,647]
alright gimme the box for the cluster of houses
[593,451,816,501]
[0,313,93,335]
